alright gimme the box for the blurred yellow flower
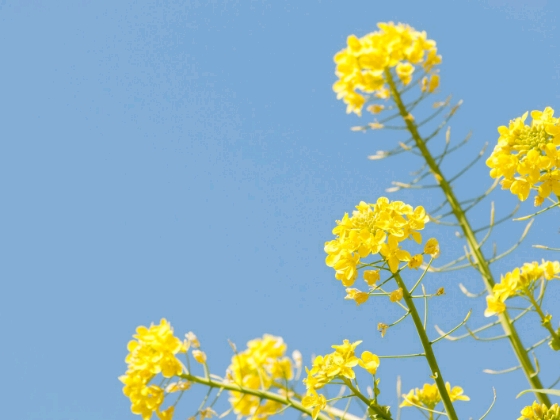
[228,335,293,420]
[519,401,560,420]
[389,288,403,302]
[192,350,207,364]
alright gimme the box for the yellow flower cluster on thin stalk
[227,335,293,420]
[302,340,380,420]
[485,260,560,317]
[519,402,560,420]
[325,198,439,305]
[401,382,469,411]
[119,20,560,420]
[333,22,441,116]
[486,107,560,206]
[120,319,187,420]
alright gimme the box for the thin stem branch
[394,272,459,420]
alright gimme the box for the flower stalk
[384,68,551,406]
[179,372,333,420]
[393,272,459,420]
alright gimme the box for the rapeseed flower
[519,402,560,420]
[486,107,560,205]
[344,288,369,305]
[401,382,469,410]
[485,260,560,317]
[333,22,441,116]
[120,319,186,420]
[304,340,379,394]
[325,198,433,290]
[227,335,293,420]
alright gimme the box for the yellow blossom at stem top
[333,22,441,116]
[486,107,560,205]
[119,319,186,420]
[325,198,433,289]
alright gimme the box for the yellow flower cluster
[485,260,560,317]
[401,383,469,410]
[325,198,437,293]
[333,22,441,116]
[486,107,560,205]
[303,340,380,419]
[228,335,293,420]
[519,402,560,420]
[120,319,186,420]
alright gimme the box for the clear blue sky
[1,1,559,419]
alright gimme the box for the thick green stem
[384,69,551,406]
[393,272,459,420]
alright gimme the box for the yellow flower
[326,198,430,284]
[446,383,470,402]
[401,382,469,411]
[199,407,217,419]
[192,350,207,364]
[380,235,411,273]
[302,390,327,420]
[408,254,423,269]
[304,340,362,391]
[358,351,380,374]
[228,335,293,419]
[423,238,440,258]
[401,383,440,409]
[519,401,560,420]
[186,332,201,349]
[333,23,441,116]
[363,269,380,286]
[120,319,186,419]
[156,406,175,420]
[345,288,370,305]
[428,74,439,92]
[165,381,192,393]
[542,260,560,280]
[396,62,415,85]
[389,288,403,302]
[367,104,385,114]
[485,261,560,317]
[487,107,560,205]
[378,322,389,337]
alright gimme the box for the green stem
[393,272,459,420]
[341,378,392,419]
[384,68,551,406]
[525,290,560,343]
[180,372,331,420]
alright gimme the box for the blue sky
[1,1,559,419]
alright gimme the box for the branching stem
[384,68,551,406]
